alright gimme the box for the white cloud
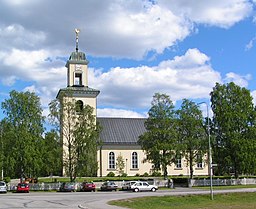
[97,108,146,118]
[224,72,251,87]
[91,48,221,109]
[159,0,253,28]
[2,0,250,60]
[2,49,49,69]
[245,36,256,50]
[0,24,46,50]
[0,0,255,120]
[251,90,256,105]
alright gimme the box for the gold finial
[75,28,80,52]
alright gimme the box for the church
[57,30,209,177]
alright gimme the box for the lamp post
[126,159,128,174]
[0,126,3,180]
[198,102,213,200]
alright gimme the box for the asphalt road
[0,187,255,209]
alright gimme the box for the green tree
[49,97,100,181]
[176,99,207,179]
[210,82,256,177]
[1,90,45,179]
[138,93,177,178]
[116,153,125,176]
[41,130,62,176]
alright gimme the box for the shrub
[121,173,127,177]
[151,171,162,177]
[142,172,149,177]
[107,172,115,177]
[3,177,10,183]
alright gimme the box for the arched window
[75,100,83,113]
[109,152,115,169]
[132,152,138,169]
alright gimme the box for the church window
[132,152,138,169]
[109,152,115,169]
[176,154,182,169]
[197,154,203,168]
[75,100,83,113]
[74,73,82,86]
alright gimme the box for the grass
[109,192,256,209]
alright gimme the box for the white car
[130,181,158,192]
[0,181,7,193]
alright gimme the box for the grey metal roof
[97,117,147,145]
[56,86,100,99]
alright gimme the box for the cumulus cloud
[245,36,256,50]
[159,0,253,28]
[251,90,256,105]
[224,72,251,87]
[97,108,147,118]
[91,48,221,109]
[1,0,251,60]
[0,0,255,119]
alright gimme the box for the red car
[80,182,96,192]
[16,183,30,193]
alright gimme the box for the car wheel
[151,187,156,192]
[134,188,139,192]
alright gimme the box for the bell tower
[66,29,89,87]
[57,29,100,116]
[56,29,100,176]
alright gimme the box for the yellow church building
[57,30,209,177]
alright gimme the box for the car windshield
[0,182,5,186]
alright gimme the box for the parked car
[100,181,118,191]
[59,182,76,192]
[130,181,158,192]
[122,181,137,190]
[16,183,30,193]
[80,182,96,192]
[0,181,7,193]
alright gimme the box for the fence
[190,178,256,187]
[7,178,256,191]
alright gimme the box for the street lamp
[198,102,213,200]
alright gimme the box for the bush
[151,171,161,177]
[107,172,115,177]
[3,177,10,183]
[142,172,149,177]
[135,173,140,177]
[121,173,127,177]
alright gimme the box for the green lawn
[109,192,256,209]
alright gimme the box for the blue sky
[1,0,256,123]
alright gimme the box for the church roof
[97,117,147,145]
[56,86,100,99]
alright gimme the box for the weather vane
[75,28,80,52]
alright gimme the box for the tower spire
[75,28,80,52]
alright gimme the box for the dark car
[100,181,118,191]
[16,183,29,193]
[59,182,76,192]
[81,182,96,192]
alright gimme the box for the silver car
[122,181,137,190]
[0,181,7,193]
[130,181,158,192]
